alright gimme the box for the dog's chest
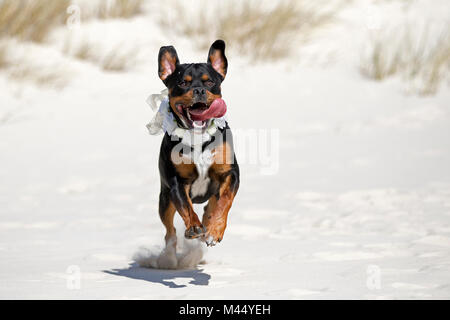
[190,149,213,198]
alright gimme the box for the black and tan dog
[156,40,239,250]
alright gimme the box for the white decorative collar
[146,89,227,146]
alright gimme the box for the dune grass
[0,39,68,89]
[0,0,70,43]
[360,23,450,95]
[96,0,144,19]
[101,46,138,71]
[0,0,144,43]
[0,0,70,88]
[158,0,342,61]
[0,0,144,89]
[63,37,139,72]
[8,64,68,88]
[0,41,7,69]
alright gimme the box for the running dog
[156,40,240,251]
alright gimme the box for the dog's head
[157,40,227,130]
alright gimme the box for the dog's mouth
[188,102,209,120]
[175,98,227,130]
[176,102,209,129]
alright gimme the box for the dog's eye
[179,81,190,88]
[204,80,214,87]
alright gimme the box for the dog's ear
[207,40,227,80]
[158,46,180,83]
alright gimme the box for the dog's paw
[184,225,206,239]
[202,234,222,247]
[200,223,225,247]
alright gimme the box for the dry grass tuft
[63,38,139,72]
[360,23,450,95]
[0,0,143,91]
[0,0,69,43]
[0,0,70,88]
[158,0,342,61]
[72,41,93,61]
[0,41,8,69]
[8,64,68,89]
[96,0,144,19]
[100,46,137,71]
[0,40,68,89]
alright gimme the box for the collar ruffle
[146,89,227,146]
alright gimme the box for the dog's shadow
[103,263,211,288]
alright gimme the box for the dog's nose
[192,87,206,103]
[193,87,206,96]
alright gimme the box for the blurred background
[0,0,449,299]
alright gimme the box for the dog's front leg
[167,177,206,239]
[202,171,239,246]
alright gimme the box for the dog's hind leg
[158,188,178,269]
[159,188,177,247]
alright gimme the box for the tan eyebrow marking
[201,74,209,81]
[184,75,192,82]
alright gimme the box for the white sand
[0,0,449,299]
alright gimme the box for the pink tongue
[189,98,227,121]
